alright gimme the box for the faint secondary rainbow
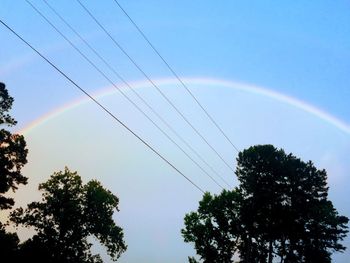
[18,77,350,135]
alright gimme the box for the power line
[0,18,206,194]
[75,0,235,174]
[112,0,240,153]
[25,0,226,189]
[41,0,231,189]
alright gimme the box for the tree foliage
[0,223,20,261]
[11,167,127,262]
[0,82,28,262]
[0,82,28,210]
[182,145,349,263]
[182,190,242,263]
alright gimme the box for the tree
[182,190,242,263]
[0,82,28,210]
[11,167,127,262]
[182,145,349,262]
[0,82,28,262]
[0,224,20,261]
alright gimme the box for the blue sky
[1,1,350,262]
[1,0,350,124]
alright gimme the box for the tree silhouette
[0,82,28,262]
[11,167,127,262]
[0,82,28,210]
[0,225,20,261]
[182,190,242,263]
[182,145,349,263]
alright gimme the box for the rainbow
[18,77,350,135]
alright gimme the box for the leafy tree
[237,145,348,262]
[0,82,28,262]
[0,224,20,261]
[182,190,242,263]
[182,145,349,263]
[11,167,127,262]
[0,82,28,210]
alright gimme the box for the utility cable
[25,0,226,189]
[75,0,235,173]
[0,18,205,194]
[112,0,240,153]
[42,0,231,189]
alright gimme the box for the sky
[0,1,349,262]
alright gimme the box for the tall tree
[0,82,28,210]
[11,167,127,262]
[237,145,348,262]
[182,145,348,263]
[0,82,28,262]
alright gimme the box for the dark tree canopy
[0,224,20,260]
[182,145,349,263]
[0,82,28,210]
[0,82,28,263]
[11,167,127,263]
[0,82,17,126]
[182,190,242,263]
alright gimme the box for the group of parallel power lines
[1,0,241,193]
